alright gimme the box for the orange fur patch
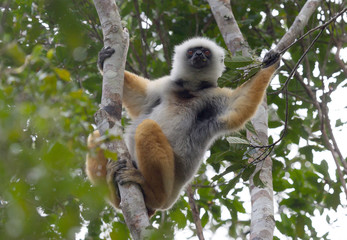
[123,71,150,118]
[135,119,175,209]
[221,64,277,130]
[86,130,108,185]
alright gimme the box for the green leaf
[4,42,26,66]
[325,186,341,210]
[242,165,256,181]
[41,74,57,93]
[295,215,305,238]
[170,209,187,229]
[104,150,118,161]
[277,214,294,236]
[245,121,258,136]
[211,205,221,219]
[47,49,55,60]
[31,44,43,58]
[335,119,344,127]
[253,170,265,188]
[269,120,283,128]
[44,142,74,170]
[226,136,249,145]
[212,163,245,181]
[313,160,330,179]
[233,199,246,213]
[110,222,130,239]
[273,178,292,192]
[69,89,83,99]
[54,68,71,82]
[224,55,254,68]
[201,212,209,227]
[221,174,241,197]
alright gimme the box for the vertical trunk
[207,0,275,238]
[247,100,275,239]
[92,0,150,239]
[208,0,322,237]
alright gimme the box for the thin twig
[250,28,320,151]
[278,7,346,55]
[271,26,324,95]
[153,15,171,66]
[319,100,347,198]
[251,7,347,155]
[334,40,347,77]
[132,0,148,77]
[187,185,205,240]
[243,7,347,154]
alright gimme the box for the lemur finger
[115,168,143,185]
[114,158,127,172]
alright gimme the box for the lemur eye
[187,50,194,56]
[204,50,211,56]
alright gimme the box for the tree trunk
[92,0,150,239]
[208,0,322,239]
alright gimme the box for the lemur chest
[152,89,218,125]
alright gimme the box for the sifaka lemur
[86,37,280,217]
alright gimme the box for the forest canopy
[0,0,346,239]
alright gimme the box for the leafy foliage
[0,0,346,239]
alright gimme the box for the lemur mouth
[191,56,208,69]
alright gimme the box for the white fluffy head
[170,37,225,84]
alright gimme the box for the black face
[186,47,212,69]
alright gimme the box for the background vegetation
[0,0,346,239]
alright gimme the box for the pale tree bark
[274,0,322,54]
[92,0,150,239]
[247,102,274,240]
[206,0,250,57]
[207,0,321,239]
[208,2,275,238]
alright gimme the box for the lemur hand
[98,46,116,71]
[262,50,281,68]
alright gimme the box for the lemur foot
[98,46,116,71]
[114,159,155,217]
[115,159,144,186]
[262,50,281,68]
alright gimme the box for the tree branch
[206,0,250,56]
[187,185,205,240]
[133,0,149,78]
[334,40,347,77]
[277,6,346,55]
[320,102,347,199]
[153,15,172,67]
[282,57,347,199]
[92,0,150,239]
[274,0,322,53]
[276,4,347,198]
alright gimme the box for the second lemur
[86,37,280,216]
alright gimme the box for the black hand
[98,46,115,71]
[262,50,280,68]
